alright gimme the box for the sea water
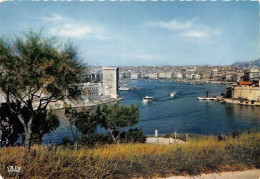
[43,80,260,143]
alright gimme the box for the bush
[79,134,113,146]
[121,128,146,143]
[61,137,73,145]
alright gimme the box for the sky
[0,1,259,66]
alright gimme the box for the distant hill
[232,59,260,67]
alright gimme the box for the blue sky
[0,1,259,66]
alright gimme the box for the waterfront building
[233,85,260,102]
[194,74,201,80]
[200,73,210,80]
[210,69,218,80]
[184,72,195,80]
[173,72,183,79]
[83,83,101,102]
[158,72,173,79]
[224,81,260,104]
[102,67,119,99]
[130,72,140,80]
[144,73,158,80]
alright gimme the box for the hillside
[0,129,259,178]
[232,59,260,67]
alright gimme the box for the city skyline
[0,1,259,66]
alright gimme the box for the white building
[83,83,101,102]
[145,73,158,80]
[174,72,183,79]
[158,72,172,79]
[130,72,140,80]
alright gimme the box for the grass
[0,130,259,178]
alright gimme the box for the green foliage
[66,104,141,145]
[30,109,60,144]
[79,134,113,146]
[121,128,146,143]
[0,103,23,146]
[98,104,140,143]
[0,29,85,148]
[0,102,59,146]
[66,108,99,137]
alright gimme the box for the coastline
[48,97,124,110]
[218,97,260,106]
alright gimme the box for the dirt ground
[162,169,260,179]
[146,137,186,144]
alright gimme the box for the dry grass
[0,131,259,178]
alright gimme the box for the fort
[222,82,260,106]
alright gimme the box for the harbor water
[43,80,260,143]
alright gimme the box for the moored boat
[119,86,130,91]
[197,91,217,100]
[197,97,217,100]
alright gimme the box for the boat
[119,86,130,91]
[197,91,217,100]
[197,97,217,100]
[170,92,176,97]
[142,96,153,103]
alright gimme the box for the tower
[102,67,119,98]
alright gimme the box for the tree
[66,107,99,140]
[0,102,23,146]
[99,104,140,143]
[0,29,85,149]
[0,102,59,146]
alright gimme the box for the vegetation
[66,104,143,145]
[0,30,84,148]
[0,129,259,178]
[98,104,141,143]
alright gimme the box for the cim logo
[7,166,21,174]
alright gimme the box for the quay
[217,97,260,106]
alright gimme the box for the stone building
[225,82,260,102]
[102,67,119,99]
[232,86,260,102]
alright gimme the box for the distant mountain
[232,59,260,67]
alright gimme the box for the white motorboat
[142,96,153,103]
[170,92,176,97]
